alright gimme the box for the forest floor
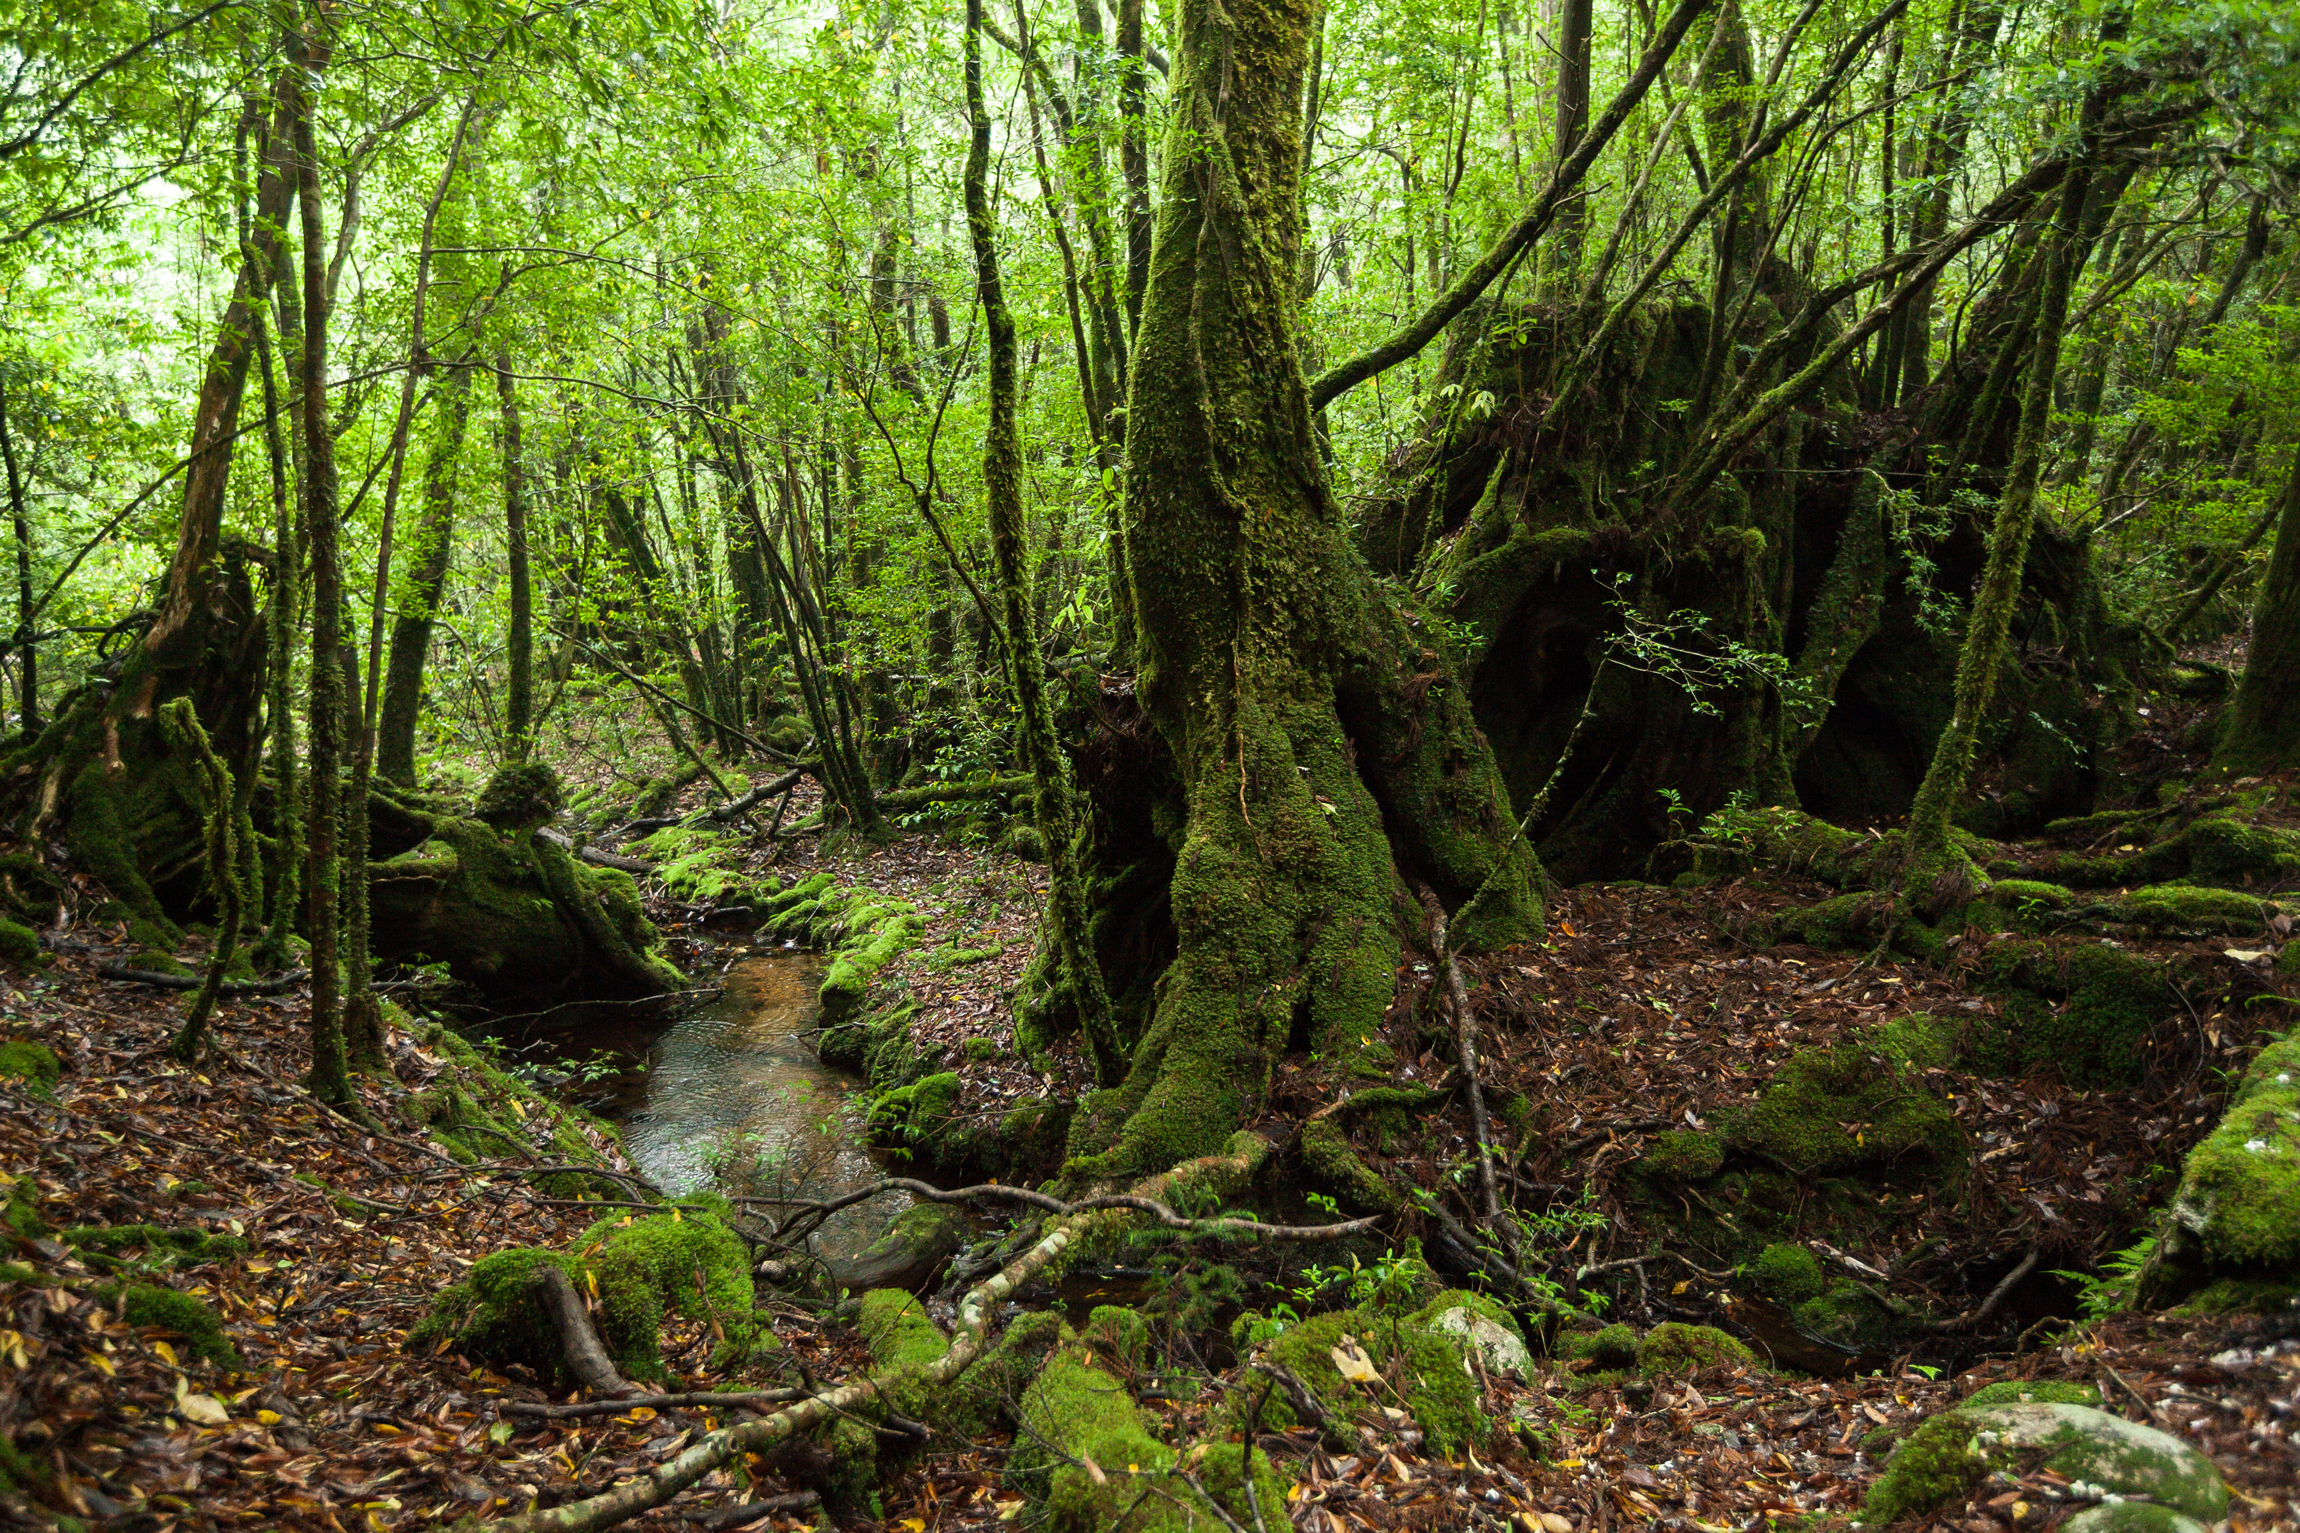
[3,813,2296,1532]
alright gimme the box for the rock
[1428,1304,1531,1376]
[1963,1403,2227,1522]
[827,1202,967,1294]
[2061,1506,2210,1533]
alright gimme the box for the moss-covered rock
[2095,884,2280,936]
[1637,1323,1753,1375]
[831,1203,967,1295]
[2138,1029,2300,1308]
[0,1040,60,1099]
[1977,940,2179,1087]
[1561,1323,1642,1371]
[1866,1403,2228,1526]
[474,760,564,831]
[1238,1303,1493,1454]
[102,1283,241,1370]
[1632,1130,1724,1184]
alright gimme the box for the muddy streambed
[477,949,911,1264]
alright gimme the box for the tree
[1071,0,1542,1177]
[2217,448,2300,772]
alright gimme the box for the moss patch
[1965,1380,2100,1408]
[0,919,48,968]
[103,1283,242,1370]
[1638,1323,1753,1375]
[0,1040,60,1099]
[1723,1040,1965,1181]
[1752,1243,1824,1304]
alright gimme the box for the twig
[1418,885,1514,1270]
[686,1493,820,1529]
[504,1388,812,1419]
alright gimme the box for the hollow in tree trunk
[2217,448,2300,773]
[1072,0,1542,1179]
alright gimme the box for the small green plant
[2050,1235,2156,1322]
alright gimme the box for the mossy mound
[415,1198,776,1384]
[1233,1301,1496,1455]
[2094,884,2281,936]
[1752,1243,1824,1304]
[1977,940,2178,1087]
[0,919,48,968]
[101,1283,241,1370]
[1014,1342,1288,1533]
[2138,1029,2300,1308]
[1723,1038,1965,1181]
[1559,1323,1641,1370]
[1638,1323,1754,1375]
[757,874,927,1025]
[474,760,564,830]
[1631,1130,1724,1184]
[0,1040,60,1099]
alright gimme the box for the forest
[1,0,2298,1528]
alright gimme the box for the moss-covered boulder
[831,1203,967,1295]
[2137,1029,2300,1308]
[1752,1243,1824,1304]
[1977,940,2178,1087]
[1863,1402,2228,1526]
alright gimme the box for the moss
[1247,1304,1490,1455]
[105,1283,242,1370]
[1017,1344,1288,1532]
[2174,1276,2300,1314]
[1724,1042,1964,1181]
[867,1071,960,1149]
[1965,1380,2100,1408]
[407,1024,626,1198]
[1978,940,2179,1087]
[474,761,564,830]
[0,1433,49,1499]
[1793,1281,1896,1351]
[0,1040,59,1099]
[59,1224,246,1272]
[1638,1323,1753,1375]
[856,1287,952,1423]
[1085,1305,1152,1369]
[0,919,47,968]
[1862,1410,1989,1525]
[2098,884,2278,935]
[3,1183,45,1238]
[1752,1243,1824,1304]
[1562,1324,1642,1370]
[420,1201,774,1384]
[1299,1118,1404,1213]
[1634,1130,1724,1183]
[950,1310,1066,1434]
[2155,1030,2300,1272]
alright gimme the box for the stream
[491,949,910,1264]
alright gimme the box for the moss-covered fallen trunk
[2136,1028,2300,1313]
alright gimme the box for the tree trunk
[500,352,534,758]
[291,11,353,1109]
[2216,449,2300,772]
[376,360,476,784]
[1078,0,1541,1178]
[1898,144,2095,911]
[0,379,33,733]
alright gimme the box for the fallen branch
[729,1174,1379,1244]
[505,1387,810,1420]
[537,1264,637,1399]
[536,827,654,875]
[704,765,813,822]
[874,774,1032,811]
[688,1493,821,1529]
[98,963,307,995]
[1422,885,1515,1270]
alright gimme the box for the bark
[2216,449,2300,772]
[500,352,534,758]
[0,379,31,731]
[375,360,476,784]
[536,1265,635,1400]
[1086,0,1539,1177]
[964,0,1123,1081]
[292,12,352,1109]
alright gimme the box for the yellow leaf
[152,1340,179,1368]
[1329,1338,1380,1385]
[257,1409,282,1426]
[900,1521,926,1532]
[619,1406,658,1422]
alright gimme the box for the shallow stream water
[491,949,909,1262]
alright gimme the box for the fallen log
[98,964,308,995]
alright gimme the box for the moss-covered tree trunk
[1075,0,1540,1178]
[2217,448,2300,772]
[376,359,475,785]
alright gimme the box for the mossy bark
[1085,0,1539,1176]
[2216,447,2300,772]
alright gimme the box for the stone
[1965,1403,2228,1522]
[1428,1304,1531,1376]
[827,1202,967,1295]
[2060,1504,2210,1533]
